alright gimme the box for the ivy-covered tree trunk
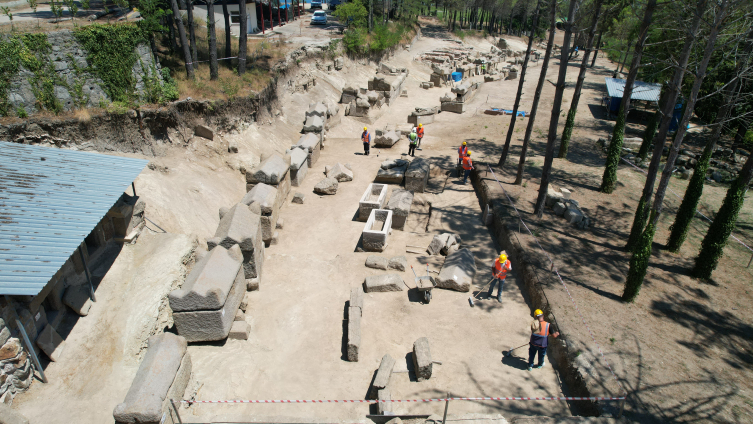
[207,0,219,80]
[622,211,656,302]
[667,22,750,252]
[514,0,556,185]
[533,0,578,218]
[186,0,197,65]
[693,153,753,279]
[497,0,541,167]
[637,109,659,160]
[222,0,231,61]
[625,0,707,252]
[600,0,656,193]
[558,0,603,159]
[627,0,727,289]
[238,0,247,75]
[170,0,194,79]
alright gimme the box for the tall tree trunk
[667,29,753,252]
[533,0,578,218]
[693,152,753,279]
[170,0,194,79]
[238,0,248,75]
[166,14,177,52]
[590,32,601,67]
[369,0,373,33]
[615,37,633,75]
[498,0,542,167]
[624,0,707,252]
[186,0,197,65]
[515,0,557,185]
[223,0,231,60]
[638,108,660,160]
[558,0,604,159]
[208,0,219,80]
[600,0,656,192]
[735,122,749,144]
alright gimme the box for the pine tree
[239,0,248,75]
[208,0,219,80]
[170,0,194,79]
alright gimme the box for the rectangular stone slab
[246,154,290,185]
[347,306,361,362]
[386,189,413,229]
[207,203,264,280]
[169,245,243,312]
[350,286,364,314]
[369,354,396,399]
[364,274,404,293]
[378,388,391,415]
[291,161,309,187]
[241,183,278,215]
[437,248,477,292]
[113,333,188,424]
[172,265,245,342]
[405,158,430,193]
[375,165,407,185]
[412,337,432,381]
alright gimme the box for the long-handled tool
[503,343,529,357]
[468,277,495,307]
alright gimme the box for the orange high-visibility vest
[362,132,370,144]
[458,145,468,158]
[537,322,550,337]
[417,127,424,138]
[462,156,473,170]
[494,259,511,279]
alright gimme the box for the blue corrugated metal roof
[605,77,662,102]
[0,141,148,296]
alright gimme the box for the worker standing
[408,129,418,157]
[488,252,511,303]
[416,123,425,148]
[527,309,560,371]
[461,151,474,184]
[361,127,371,156]
[458,141,468,167]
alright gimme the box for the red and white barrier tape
[618,156,753,254]
[487,166,628,398]
[180,396,625,404]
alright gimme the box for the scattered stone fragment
[276,218,284,229]
[234,309,245,322]
[63,285,92,316]
[564,205,583,224]
[347,306,361,362]
[364,274,404,293]
[365,255,389,270]
[292,192,306,204]
[554,202,567,216]
[327,163,354,182]
[314,177,339,195]
[228,321,250,340]
[271,231,280,245]
[240,292,250,312]
[350,286,364,314]
[228,141,238,153]
[246,276,260,292]
[388,256,407,271]
[412,337,432,381]
[36,325,65,362]
[545,187,564,207]
[194,124,214,140]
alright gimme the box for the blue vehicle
[310,0,322,9]
[311,10,327,25]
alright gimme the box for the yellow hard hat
[462,141,467,146]
[499,253,507,262]
[534,309,543,317]
[363,127,368,131]
[466,151,471,156]
[418,123,423,128]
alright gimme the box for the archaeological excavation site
[1,1,752,423]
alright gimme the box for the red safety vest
[494,259,511,279]
[417,127,424,138]
[462,156,473,170]
[362,132,370,144]
[458,145,468,158]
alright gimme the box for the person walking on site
[528,309,559,371]
[488,252,511,303]
[408,129,418,157]
[462,151,474,184]
[458,141,468,167]
[361,127,371,156]
[416,123,425,148]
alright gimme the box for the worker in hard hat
[408,128,418,157]
[461,151,474,184]
[361,127,371,156]
[458,141,468,167]
[416,123,425,148]
[488,252,511,303]
[528,309,560,371]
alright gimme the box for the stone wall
[5,30,161,115]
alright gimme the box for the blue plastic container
[451,72,463,82]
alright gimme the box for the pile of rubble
[340,63,408,119]
[546,187,590,229]
[0,337,35,404]
[314,163,354,195]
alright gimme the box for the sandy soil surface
[13,16,753,424]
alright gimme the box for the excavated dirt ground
[11,17,753,424]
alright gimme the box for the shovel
[468,277,494,307]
